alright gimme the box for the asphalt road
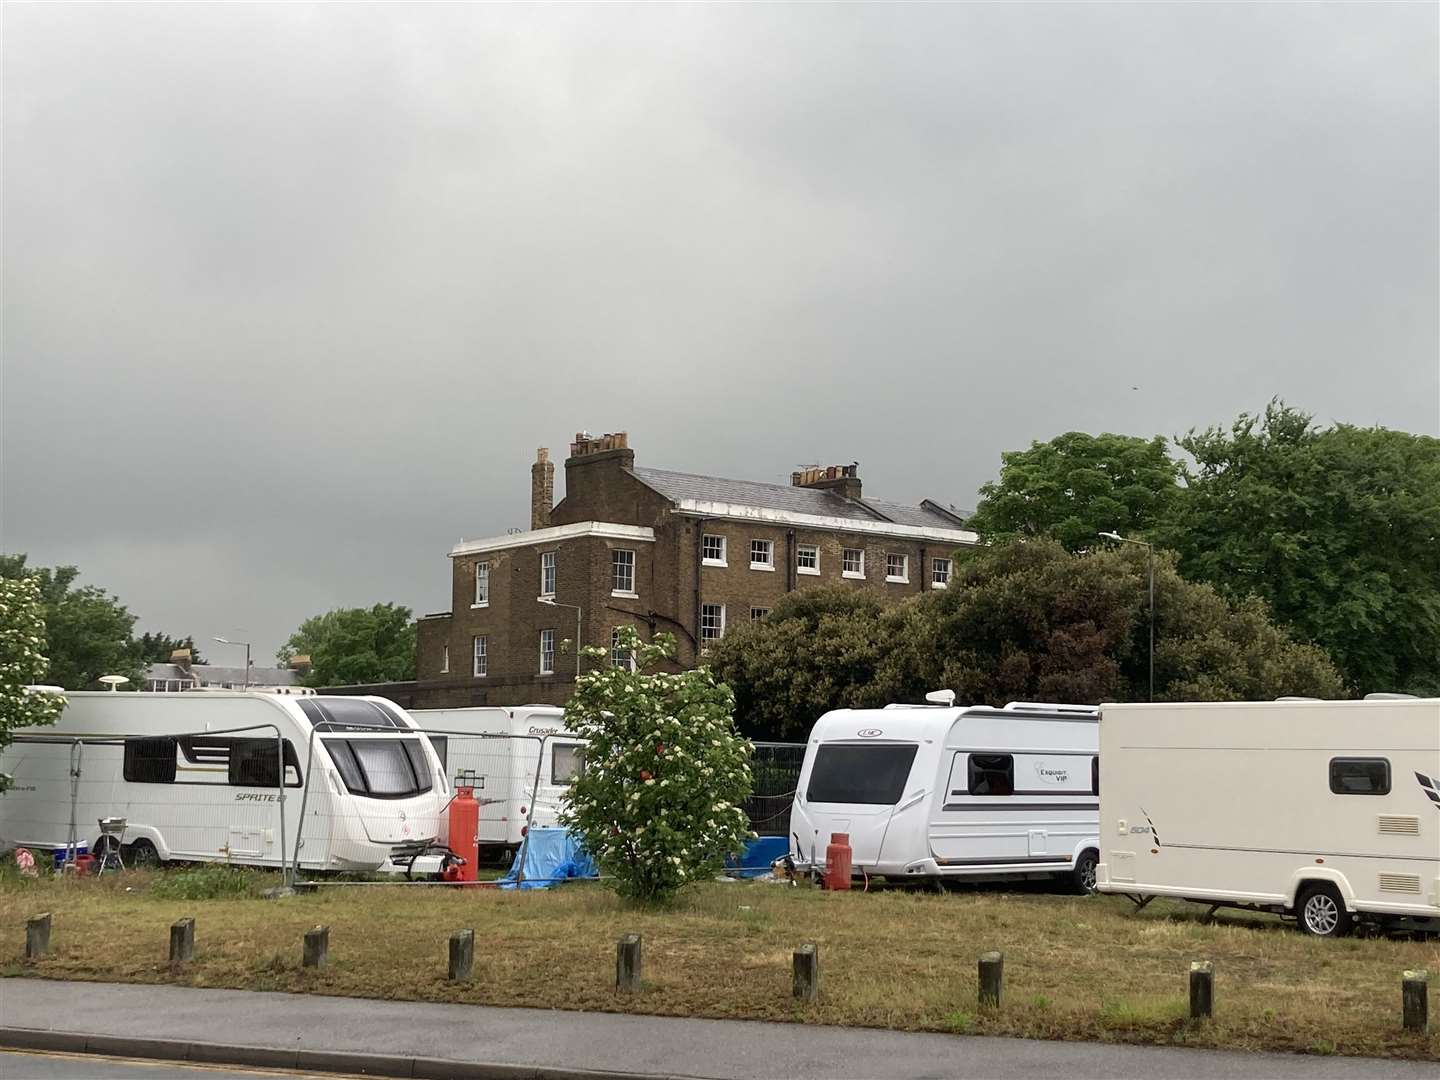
[3,978,1436,1080]
[1,1049,335,1079]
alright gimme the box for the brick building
[411,433,976,708]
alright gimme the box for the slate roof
[629,467,968,532]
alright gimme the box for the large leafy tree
[0,575,68,791]
[1162,401,1440,696]
[896,540,1345,707]
[136,632,206,665]
[967,432,1182,551]
[561,628,753,905]
[0,555,143,690]
[708,587,914,740]
[711,542,1345,737]
[278,603,416,687]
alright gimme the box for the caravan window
[806,744,918,805]
[426,735,449,772]
[552,743,585,785]
[967,754,1014,796]
[323,738,433,799]
[1329,758,1390,795]
[124,738,177,784]
[228,739,303,788]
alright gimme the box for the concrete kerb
[0,1028,694,1080]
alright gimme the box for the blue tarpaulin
[725,836,789,878]
[497,827,598,890]
[498,830,789,889]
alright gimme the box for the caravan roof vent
[1364,692,1418,700]
[925,690,957,706]
[1002,701,1099,715]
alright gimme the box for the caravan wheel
[1297,883,1353,938]
[1070,850,1099,895]
[126,839,161,869]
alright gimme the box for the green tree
[0,574,68,791]
[279,603,416,687]
[1162,401,1440,696]
[560,628,753,905]
[136,632,206,666]
[711,541,1345,736]
[708,587,914,740]
[896,540,1345,706]
[967,432,1182,551]
[0,555,143,690]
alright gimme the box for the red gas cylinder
[824,832,852,891]
[448,784,480,884]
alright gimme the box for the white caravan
[410,706,584,852]
[789,700,1101,890]
[1095,698,1440,936]
[0,691,447,872]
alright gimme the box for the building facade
[410,433,976,709]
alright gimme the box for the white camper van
[790,700,1101,889]
[1095,698,1440,936]
[0,691,447,873]
[410,706,583,853]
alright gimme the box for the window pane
[702,535,725,562]
[806,744,918,805]
[612,549,635,592]
[351,739,430,796]
[552,743,585,785]
[843,549,863,574]
[968,753,1014,796]
[1329,758,1390,795]
[124,738,177,784]
[750,540,772,565]
[701,603,724,641]
[326,739,365,791]
[426,734,449,773]
[475,561,490,604]
[299,697,404,731]
[541,552,556,595]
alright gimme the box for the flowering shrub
[0,575,65,792]
[560,627,754,905]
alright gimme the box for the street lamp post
[1099,531,1155,703]
[213,636,252,691]
[538,597,583,681]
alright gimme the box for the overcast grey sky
[3,4,1437,661]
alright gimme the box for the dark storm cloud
[3,4,1436,657]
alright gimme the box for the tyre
[126,838,161,868]
[1296,883,1352,938]
[1070,849,1099,895]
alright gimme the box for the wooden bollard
[793,943,819,1001]
[449,929,475,982]
[1189,960,1214,1020]
[978,951,1003,1008]
[169,917,195,967]
[616,933,642,992]
[1402,970,1429,1033]
[25,913,51,960]
[303,925,329,969]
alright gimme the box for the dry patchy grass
[1,869,1436,1061]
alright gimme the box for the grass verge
[2,869,1436,1060]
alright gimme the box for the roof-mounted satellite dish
[925,689,957,706]
[98,675,129,691]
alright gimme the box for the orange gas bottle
[447,784,480,884]
[824,832,852,891]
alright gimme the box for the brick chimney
[531,447,555,530]
[169,648,192,671]
[792,463,862,501]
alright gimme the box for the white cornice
[449,521,656,558]
[671,500,978,546]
